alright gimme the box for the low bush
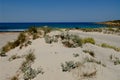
[28,27,38,34]
[73,53,79,57]
[33,33,39,40]
[61,34,83,48]
[20,60,44,80]
[44,35,52,44]
[17,32,26,44]
[107,28,115,32]
[27,41,32,45]
[109,55,120,65]
[81,28,102,32]
[62,41,73,48]
[114,59,120,65]
[1,32,27,53]
[52,36,58,43]
[20,61,29,73]
[83,37,95,44]
[41,27,53,36]
[1,42,14,53]
[11,76,19,80]
[0,27,40,54]
[101,43,120,52]
[20,51,43,80]
[83,70,97,78]
[25,51,36,63]
[0,50,6,57]
[71,35,83,47]
[8,54,21,61]
[85,58,106,67]
[83,50,95,57]
[61,61,80,72]
[23,66,43,80]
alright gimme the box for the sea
[0,22,106,32]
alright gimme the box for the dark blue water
[0,22,106,32]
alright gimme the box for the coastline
[0,31,20,34]
[0,28,120,80]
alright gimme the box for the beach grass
[101,43,120,52]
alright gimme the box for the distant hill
[98,20,120,27]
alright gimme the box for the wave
[0,29,26,32]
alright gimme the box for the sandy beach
[0,32,20,49]
[0,30,120,80]
[1,0,120,80]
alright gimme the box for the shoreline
[0,31,21,33]
[0,29,120,80]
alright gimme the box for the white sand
[0,32,19,49]
[70,30,120,47]
[0,31,120,80]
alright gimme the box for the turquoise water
[0,22,106,32]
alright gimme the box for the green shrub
[85,58,106,67]
[81,28,93,32]
[23,66,43,80]
[18,32,26,44]
[61,61,80,72]
[52,36,58,43]
[101,43,109,47]
[107,28,115,31]
[109,55,120,65]
[8,54,21,61]
[11,76,19,80]
[101,43,120,52]
[114,59,120,65]
[20,50,43,80]
[81,28,102,32]
[41,27,52,36]
[0,50,6,57]
[83,70,97,78]
[20,60,44,80]
[44,35,52,44]
[61,34,83,48]
[44,35,59,44]
[62,41,73,48]
[86,58,100,64]
[20,61,29,73]
[1,42,14,53]
[73,53,79,57]
[1,27,38,53]
[25,51,36,62]
[83,50,95,57]
[10,32,26,50]
[27,41,32,45]
[28,27,38,34]
[33,33,39,40]
[71,35,83,47]
[83,37,95,44]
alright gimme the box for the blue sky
[0,0,120,22]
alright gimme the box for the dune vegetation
[0,27,120,80]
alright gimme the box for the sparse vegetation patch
[10,76,19,80]
[61,61,81,72]
[8,54,21,61]
[25,51,36,62]
[73,53,79,57]
[109,55,120,65]
[18,50,44,80]
[101,43,120,52]
[83,50,95,57]
[82,37,95,44]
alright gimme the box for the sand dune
[0,30,120,80]
[0,32,19,49]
